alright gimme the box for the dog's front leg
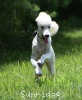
[31,57,42,75]
[31,58,38,68]
[37,52,51,64]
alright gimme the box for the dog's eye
[41,26,44,29]
[48,26,50,28]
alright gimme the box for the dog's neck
[36,35,45,46]
[37,34,43,43]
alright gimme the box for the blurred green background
[0,0,82,50]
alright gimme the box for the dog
[31,12,59,80]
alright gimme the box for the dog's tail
[50,21,59,36]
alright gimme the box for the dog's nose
[45,35,49,37]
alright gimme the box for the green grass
[0,29,82,100]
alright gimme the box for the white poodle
[31,12,59,80]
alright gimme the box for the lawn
[0,28,82,100]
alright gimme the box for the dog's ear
[50,21,59,36]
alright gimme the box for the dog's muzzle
[42,34,49,44]
[33,30,50,44]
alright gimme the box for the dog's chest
[38,43,47,54]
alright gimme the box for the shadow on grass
[0,48,31,67]
[52,31,82,56]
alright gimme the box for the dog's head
[35,12,59,44]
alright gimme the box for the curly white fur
[36,12,59,36]
[36,12,52,26]
[31,12,59,80]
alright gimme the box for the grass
[0,28,82,100]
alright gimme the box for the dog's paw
[35,66,42,76]
[37,59,44,65]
